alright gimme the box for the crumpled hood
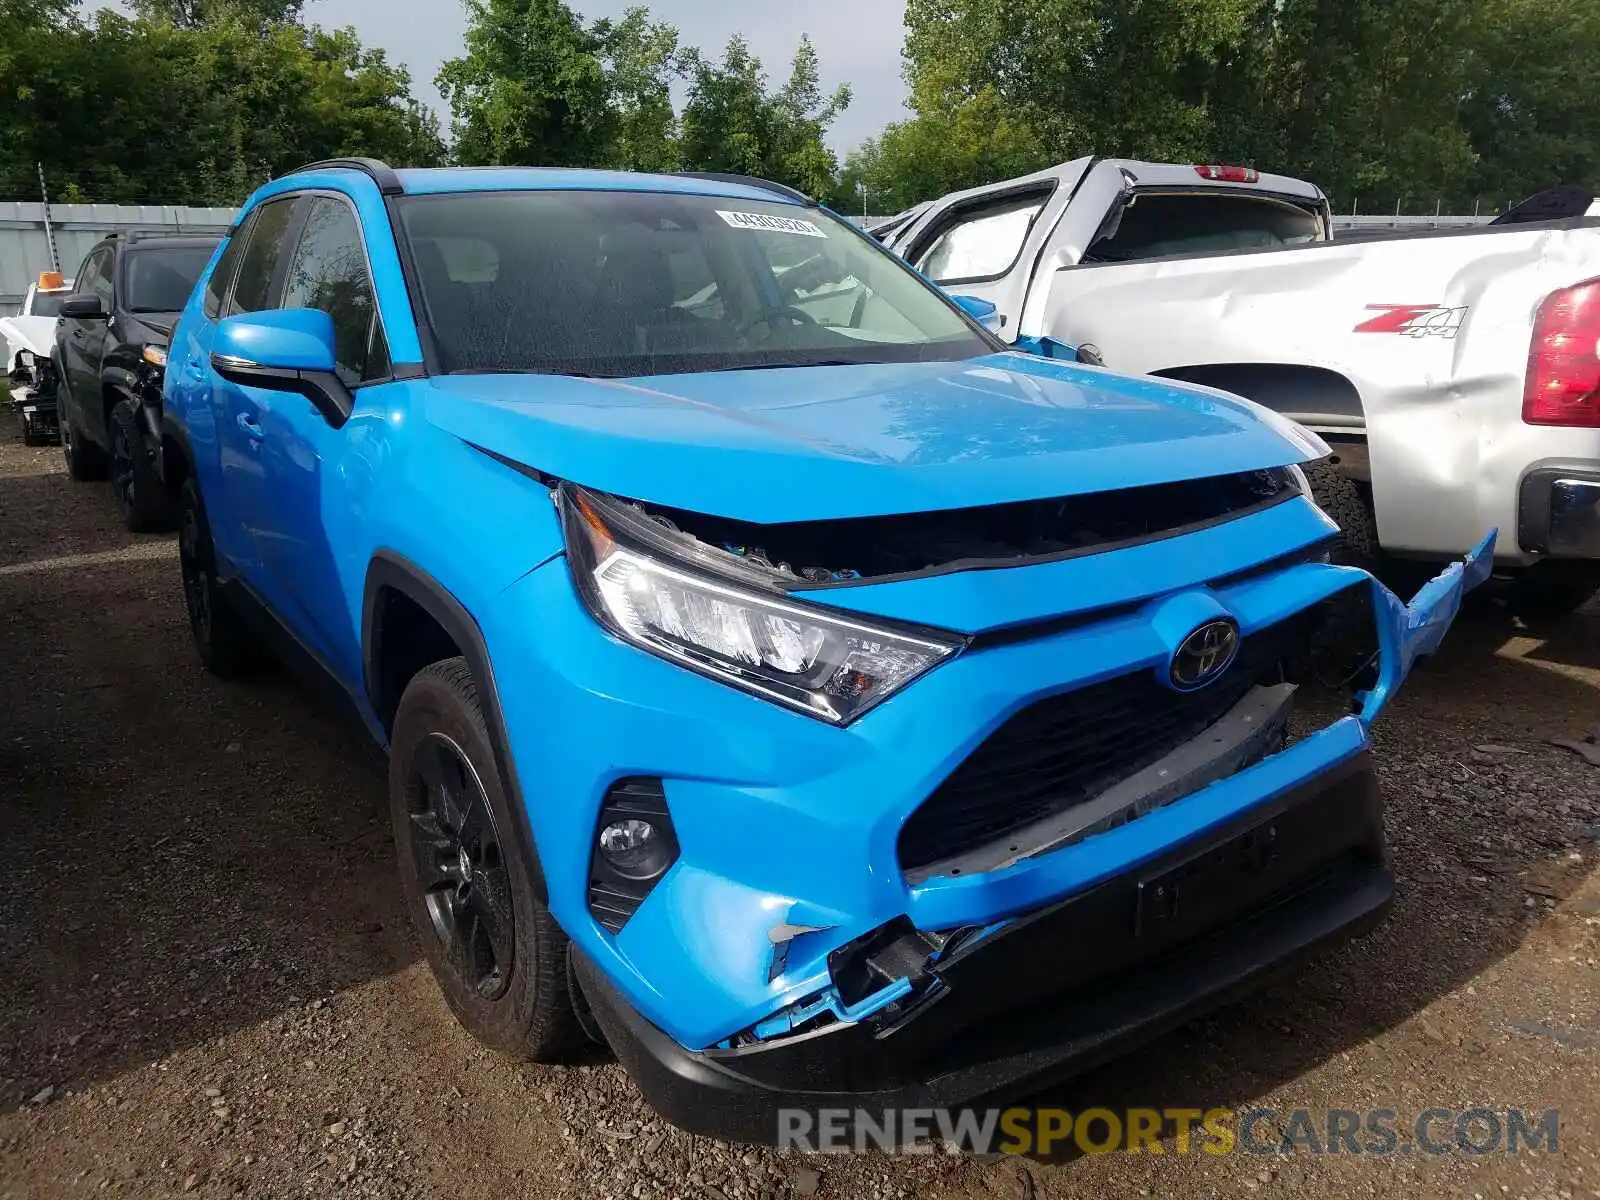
[0,316,56,359]
[423,353,1327,523]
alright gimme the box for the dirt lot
[2,418,1598,1200]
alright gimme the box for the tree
[679,35,851,198]
[0,6,442,206]
[593,6,684,173]
[437,0,615,167]
[130,0,304,27]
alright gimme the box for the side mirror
[59,295,107,320]
[949,294,1005,332]
[212,308,351,427]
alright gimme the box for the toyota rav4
[161,158,1492,1144]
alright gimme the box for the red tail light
[1194,164,1260,184]
[1523,279,1600,427]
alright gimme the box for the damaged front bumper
[490,518,1493,1143]
[9,383,59,440]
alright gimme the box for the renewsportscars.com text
[777,1106,1560,1157]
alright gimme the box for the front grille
[896,598,1351,875]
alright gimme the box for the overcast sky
[294,0,910,153]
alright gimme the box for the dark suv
[54,232,219,529]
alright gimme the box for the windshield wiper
[446,367,605,379]
[715,359,871,373]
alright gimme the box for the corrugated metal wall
[1,202,238,308]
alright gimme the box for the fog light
[598,818,671,880]
[588,778,679,933]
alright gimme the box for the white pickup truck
[4,273,73,445]
[882,159,1600,616]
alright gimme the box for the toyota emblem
[1170,619,1241,690]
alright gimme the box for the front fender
[1357,530,1496,725]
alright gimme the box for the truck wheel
[390,658,587,1062]
[178,477,263,679]
[110,400,175,532]
[61,415,108,482]
[1302,464,1381,674]
[1304,464,1379,572]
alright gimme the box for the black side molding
[361,551,551,899]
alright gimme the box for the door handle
[236,413,264,441]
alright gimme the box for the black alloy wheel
[110,410,136,521]
[404,732,516,1001]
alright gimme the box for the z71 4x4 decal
[1354,304,1468,339]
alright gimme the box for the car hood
[423,353,1327,523]
[0,316,56,358]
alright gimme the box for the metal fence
[0,200,1502,306]
[1,202,238,308]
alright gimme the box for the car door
[59,248,112,428]
[252,192,392,683]
[210,194,304,588]
[168,213,255,560]
[894,159,1096,341]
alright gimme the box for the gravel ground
[2,417,1598,1200]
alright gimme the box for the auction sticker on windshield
[717,210,829,238]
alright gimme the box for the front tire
[178,477,263,678]
[390,658,585,1061]
[110,399,175,532]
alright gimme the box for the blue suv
[162,158,1492,1143]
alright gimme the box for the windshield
[397,191,993,377]
[123,245,215,313]
[28,290,70,318]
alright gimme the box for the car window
[123,245,215,314]
[910,190,1051,284]
[1083,193,1325,263]
[397,190,992,378]
[79,249,114,307]
[280,195,389,385]
[204,223,254,319]
[228,197,300,316]
[29,291,69,318]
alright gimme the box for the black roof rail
[288,157,405,196]
[673,171,815,206]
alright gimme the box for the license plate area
[1134,816,1283,940]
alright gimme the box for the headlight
[560,486,962,724]
[142,344,168,368]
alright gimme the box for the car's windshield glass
[28,290,70,317]
[124,245,214,313]
[397,190,992,377]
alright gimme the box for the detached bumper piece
[575,753,1390,1146]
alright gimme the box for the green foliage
[679,35,852,198]
[437,0,616,168]
[0,2,442,204]
[593,6,684,173]
[874,0,1600,213]
[130,0,305,27]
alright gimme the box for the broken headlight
[560,485,962,724]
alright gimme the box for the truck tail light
[1195,164,1260,184]
[1523,279,1600,427]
